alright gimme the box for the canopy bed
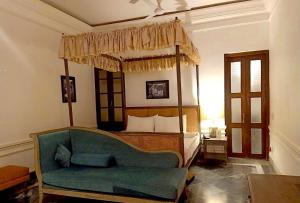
[59,18,201,167]
[114,105,201,166]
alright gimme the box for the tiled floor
[34,158,274,203]
[186,158,275,203]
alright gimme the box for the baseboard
[269,127,300,175]
[0,139,33,158]
[268,156,281,174]
[269,127,300,162]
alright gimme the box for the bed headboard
[125,106,200,132]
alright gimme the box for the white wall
[268,0,300,175]
[125,22,269,110]
[125,66,198,106]
[192,22,269,119]
[0,10,96,170]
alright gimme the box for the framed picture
[61,75,76,103]
[146,80,169,99]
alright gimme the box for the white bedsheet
[184,133,200,164]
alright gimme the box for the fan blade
[174,0,190,10]
[129,0,139,4]
[154,7,164,14]
[143,0,157,9]
[143,0,166,20]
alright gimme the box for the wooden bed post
[175,44,184,164]
[120,62,127,129]
[63,59,74,126]
[196,65,201,131]
[175,45,184,133]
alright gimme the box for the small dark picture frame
[146,80,169,99]
[61,75,76,103]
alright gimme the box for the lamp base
[209,127,219,138]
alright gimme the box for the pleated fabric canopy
[59,19,200,72]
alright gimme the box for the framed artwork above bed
[146,80,169,99]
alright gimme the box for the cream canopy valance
[59,20,200,72]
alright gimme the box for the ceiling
[41,0,241,26]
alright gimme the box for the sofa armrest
[30,128,71,174]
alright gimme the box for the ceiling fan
[130,0,189,20]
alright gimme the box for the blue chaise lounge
[31,127,188,203]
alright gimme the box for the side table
[203,136,228,162]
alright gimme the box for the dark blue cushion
[54,144,71,168]
[71,153,114,167]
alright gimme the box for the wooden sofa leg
[178,187,188,203]
[39,191,43,203]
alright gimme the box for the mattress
[184,133,200,164]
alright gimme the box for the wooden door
[225,50,269,159]
[94,69,126,131]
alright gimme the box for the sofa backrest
[70,128,179,168]
[38,130,71,173]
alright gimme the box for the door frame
[94,68,126,131]
[224,50,270,160]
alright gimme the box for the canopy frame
[61,18,201,164]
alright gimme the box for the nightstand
[203,136,227,162]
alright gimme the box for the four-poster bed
[114,105,201,166]
[59,18,201,166]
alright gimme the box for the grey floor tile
[185,158,274,203]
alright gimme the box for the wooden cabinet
[94,68,126,131]
[203,137,228,162]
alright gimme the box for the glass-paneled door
[225,51,269,159]
[94,68,126,131]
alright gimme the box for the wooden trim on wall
[224,50,269,58]
[91,0,253,27]
[0,139,33,158]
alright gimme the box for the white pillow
[126,115,156,132]
[154,115,187,133]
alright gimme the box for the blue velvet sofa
[31,127,188,203]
